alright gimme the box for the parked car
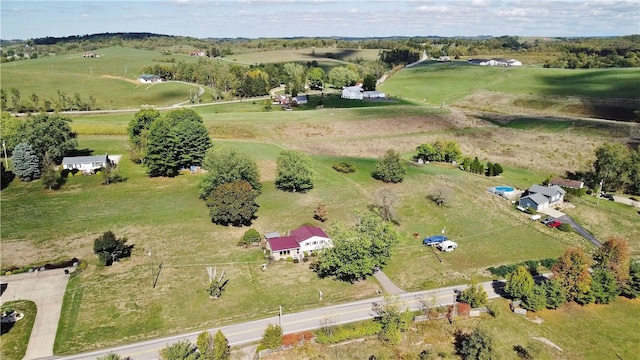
[541,217,554,225]
[546,220,562,228]
[423,235,448,246]
[437,240,458,252]
[601,192,615,201]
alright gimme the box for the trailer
[437,240,458,252]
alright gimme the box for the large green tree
[205,180,259,226]
[327,66,358,88]
[372,149,406,183]
[275,150,313,192]
[455,328,495,360]
[12,142,40,181]
[306,67,326,89]
[199,147,261,198]
[18,113,77,162]
[171,118,212,169]
[314,209,399,282]
[145,117,179,177]
[593,142,631,192]
[505,265,534,300]
[622,261,640,299]
[459,279,488,308]
[590,268,619,304]
[128,108,160,163]
[197,330,230,360]
[542,278,567,309]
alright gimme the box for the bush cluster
[487,258,558,277]
[2,257,80,275]
[314,320,381,344]
[332,162,356,173]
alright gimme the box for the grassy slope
[0,301,37,360]
[0,46,201,109]
[379,61,640,104]
[2,59,639,353]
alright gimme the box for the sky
[1,0,639,40]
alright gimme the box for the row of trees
[127,108,212,176]
[504,238,640,312]
[414,139,462,164]
[1,88,97,113]
[196,146,314,226]
[459,157,503,177]
[2,112,77,185]
[98,330,230,360]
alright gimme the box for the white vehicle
[529,214,541,221]
[437,240,458,252]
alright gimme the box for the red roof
[268,225,329,252]
[268,235,299,252]
[291,225,329,241]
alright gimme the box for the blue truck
[423,235,448,246]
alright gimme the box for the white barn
[342,86,363,100]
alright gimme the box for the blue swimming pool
[495,186,514,192]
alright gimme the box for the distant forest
[2,32,640,68]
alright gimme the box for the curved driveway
[0,268,71,360]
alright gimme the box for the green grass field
[2,51,639,355]
[0,301,37,360]
[0,46,202,109]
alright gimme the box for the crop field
[2,53,639,355]
[221,47,380,68]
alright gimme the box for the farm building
[519,184,566,211]
[363,90,386,99]
[468,58,521,66]
[292,95,308,105]
[342,86,363,100]
[267,225,332,260]
[61,155,113,174]
[549,177,584,189]
[139,74,162,83]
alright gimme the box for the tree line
[1,88,98,113]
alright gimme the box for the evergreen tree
[12,142,40,181]
[542,279,567,309]
[522,284,546,311]
[171,118,212,169]
[128,108,160,163]
[372,149,406,183]
[621,261,640,299]
[145,117,179,177]
[505,265,534,300]
[459,279,488,308]
[93,231,133,266]
[455,328,495,360]
[590,268,619,304]
[160,340,199,360]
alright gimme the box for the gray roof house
[518,184,566,211]
[62,155,112,174]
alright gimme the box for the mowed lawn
[0,300,37,360]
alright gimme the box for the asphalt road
[58,280,507,360]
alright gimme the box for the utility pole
[279,305,283,328]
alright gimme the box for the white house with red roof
[267,225,332,260]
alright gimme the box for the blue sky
[1,0,639,40]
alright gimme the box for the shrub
[558,223,573,232]
[332,162,356,173]
[93,231,133,266]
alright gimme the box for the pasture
[0,46,202,109]
[2,53,639,354]
[220,47,380,68]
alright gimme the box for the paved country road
[58,280,508,360]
